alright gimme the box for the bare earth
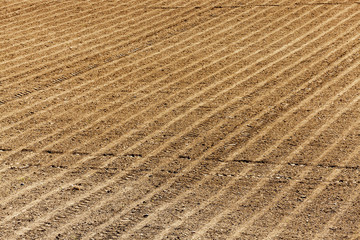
[1,0,360,239]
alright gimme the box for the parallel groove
[0,0,278,210]
[0,0,183,84]
[0,2,296,167]
[0,0,262,214]
[0,0,330,235]
[0,1,69,27]
[0,0,242,174]
[0,0,74,30]
[192,61,360,240]
[0,0,157,63]
[0,4,348,225]
[0,0,215,110]
[2,1,360,239]
[231,90,360,239]
[26,2,360,239]
[0,0,236,136]
[116,16,360,240]
[0,0,328,200]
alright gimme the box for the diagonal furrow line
[0,0,272,206]
[0,0,252,159]
[0,0,192,51]
[0,0,130,37]
[315,178,360,239]
[0,0,207,109]
[2,0,360,239]
[189,43,360,240]
[229,96,360,239]
[0,1,298,152]
[0,0,148,34]
[0,0,284,201]
[266,140,360,239]
[0,0,70,28]
[0,0,141,59]
[0,0,264,135]
[194,68,360,239]
[88,51,360,240]
[2,1,352,233]
[322,179,360,239]
[3,0,211,123]
[0,1,38,14]
[26,5,360,238]
[282,148,360,240]
[19,12,360,240]
[0,2,53,22]
[0,0,186,83]
[262,108,360,239]
[0,0,189,86]
[0,0,334,201]
[0,1,332,142]
[0,0,348,224]
[0,0,222,109]
[0,0,334,229]
[118,29,360,240]
[0,0,162,65]
[149,48,360,240]
[0,0,89,35]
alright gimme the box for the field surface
[1,0,360,239]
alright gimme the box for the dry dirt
[1,0,360,239]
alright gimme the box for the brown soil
[1,0,360,239]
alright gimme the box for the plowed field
[1,0,360,239]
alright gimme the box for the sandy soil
[1,0,360,239]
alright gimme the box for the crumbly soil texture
[1,0,360,239]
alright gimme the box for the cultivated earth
[1,0,360,239]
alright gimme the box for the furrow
[0,0,161,64]
[0,0,292,212]
[116,34,360,240]
[189,30,360,240]
[0,0,77,31]
[262,104,360,238]
[0,0,258,136]
[23,3,360,238]
[3,1,360,239]
[0,0,334,202]
[0,1,296,161]
[0,0,185,85]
